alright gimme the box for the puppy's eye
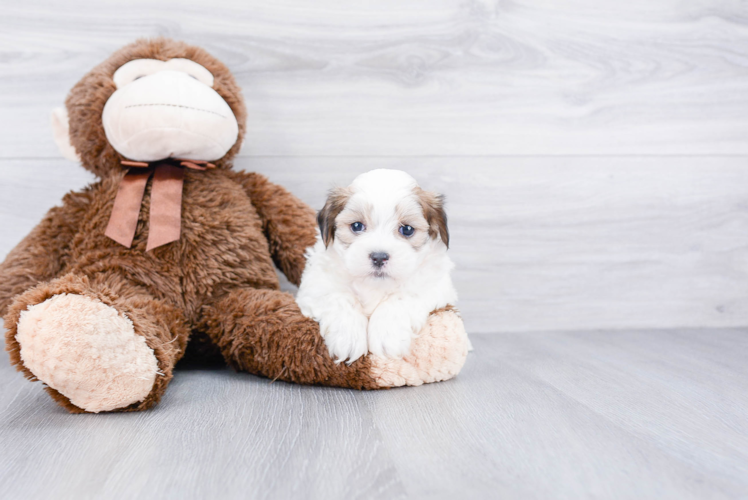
[351,222,365,233]
[399,225,415,237]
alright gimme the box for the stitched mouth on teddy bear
[124,103,228,119]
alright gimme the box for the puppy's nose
[370,252,389,268]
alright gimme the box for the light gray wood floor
[1,326,746,500]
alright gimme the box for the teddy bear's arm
[228,171,317,286]
[0,190,90,317]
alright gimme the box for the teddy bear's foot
[368,307,469,388]
[201,288,469,390]
[15,293,159,413]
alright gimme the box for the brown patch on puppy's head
[415,187,449,248]
[317,187,352,248]
[65,38,247,178]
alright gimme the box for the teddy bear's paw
[15,293,159,413]
[368,308,469,388]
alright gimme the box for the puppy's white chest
[350,282,394,318]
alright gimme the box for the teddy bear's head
[52,38,247,178]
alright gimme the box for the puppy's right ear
[317,187,351,248]
[416,187,450,249]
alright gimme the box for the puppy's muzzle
[369,252,389,269]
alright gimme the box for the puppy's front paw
[367,306,414,359]
[319,311,369,364]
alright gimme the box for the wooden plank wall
[1,0,747,333]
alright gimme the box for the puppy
[296,169,458,363]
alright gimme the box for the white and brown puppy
[296,169,458,363]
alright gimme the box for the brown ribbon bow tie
[105,158,215,251]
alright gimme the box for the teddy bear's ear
[51,107,81,162]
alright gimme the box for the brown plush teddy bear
[0,38,468,413]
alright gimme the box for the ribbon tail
[146,164,185,251]
[105,169,152,248]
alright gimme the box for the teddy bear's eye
[399,225,415,237]
[351,222,365,233]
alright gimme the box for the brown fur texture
[317,187,353,248]
[199,288,380,389]
[415,187,450,248]
[1,38,466,413]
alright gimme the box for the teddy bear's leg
[4,273,189,413]
[199,287,469,389]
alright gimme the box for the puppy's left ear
[317,187,351,248]
[417,188,449,248]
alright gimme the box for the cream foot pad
[369,310,469,387]
[15,293,159,412]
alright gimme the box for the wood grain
[1,329,746,499]
[0,0,747,157]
